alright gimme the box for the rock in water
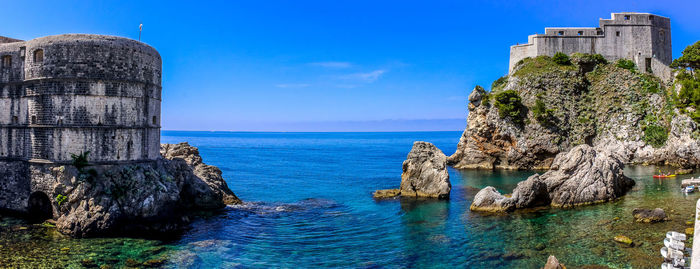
[161,143,242,205]
[543,255,565,269]
[372,189,401,199]
[613,235,634,246]
[399,142,451,199]
[44,143,242,237]
[470,145,634,212]
[632,208,669,223]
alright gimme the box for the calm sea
[0,131,697,268]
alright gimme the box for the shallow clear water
[0,131,697,268]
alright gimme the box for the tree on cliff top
[671,41,700,74]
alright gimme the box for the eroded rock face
[399,142,451,199]
[470,145,635,212]
[373,141,451,199]
[161,143,241,205]
[14,143,241,238]
[449,60,700,170]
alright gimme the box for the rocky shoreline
[0,142,240,238]
[470,144,635,212]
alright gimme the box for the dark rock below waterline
[632,208,669,223]
[374,141,451,199]
[470,145,635,212]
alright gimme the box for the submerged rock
[399,142,451,199]
[613,235,634,247]
[470,145,635,212]
[374,141,451,199]
[632,208,669,223]
[24,142,243,237]
[543,255,565,269]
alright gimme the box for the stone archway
[27,191,53,223]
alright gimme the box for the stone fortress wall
[509,12,672,79]
[0,34,161,163]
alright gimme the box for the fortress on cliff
[0,34,161,164]
[509,12,672,76]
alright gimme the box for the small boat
[664,238,685,250]
[661,246,684,260]
[667,231,687,242]
[654,174,677,179]
[683,186,695,193]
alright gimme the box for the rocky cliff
[0,142,241,238]
[448,55,700,170]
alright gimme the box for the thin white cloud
[275,83,310,88]
[310,62,352,68]
[339,69,386,83]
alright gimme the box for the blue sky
[2,0,699,131]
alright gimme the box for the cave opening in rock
[27,191,53,223]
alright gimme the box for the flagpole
[139,23,143,41]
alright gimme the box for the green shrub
[70,151,90,171]
[491,76,508,92]
[494,90,525,125]
[532,98,556,127]
[56,194,67,206]
[616,59,637,71]
[639,74,661,94]
[552,52,571,65]
[642,124,668,148]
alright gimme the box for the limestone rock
[161,142,242,205]
[470,187,514,212]
[632,208,669,223]
[399,142,451,199]
[449,60,700,170]
[543,255,565,269]
[470,145,635,212]
[16,143,243,238]
[372,189,400,199]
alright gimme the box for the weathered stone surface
[543,255,565,269]
[470,145,634,212]
[372,189,400,199]
[632,208,669,223]
[399,142,451,199]
[0,34,162,163]
[0,143,240,238]
[449,58,700,170]
[161,142,241,205]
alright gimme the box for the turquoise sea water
[1,131,698,268]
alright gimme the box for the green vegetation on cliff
[493,90,525,125]
[552,52,571,65]
[504,52,672,147]
[671,41,700,123]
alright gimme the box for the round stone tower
[0,34,161,163]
